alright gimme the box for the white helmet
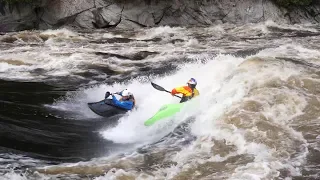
[122,89,132,96]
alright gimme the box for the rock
[92,4,122,28]
[137,11,154,27]
[74,10,95,29]
[119,1,163,27]
[95,0,113,8]
[262,0,289,24]
[315,14,320,22]
[41,0,95,25]
[303,3,320,23]
[152,9,165,25]
[231,0,265,23]
[1,0,320,32]
[0,1,45,32]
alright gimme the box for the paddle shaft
[151,82,182,99]
[164,89,181,98]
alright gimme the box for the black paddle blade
[151,82,167,92]
[151,82,182,99]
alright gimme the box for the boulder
[0,0,46,32]
[41,0,95,25]
[1,0,320,32]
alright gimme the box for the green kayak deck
[144,103,185,126]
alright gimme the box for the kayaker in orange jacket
[171,78,199,103]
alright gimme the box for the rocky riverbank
[0,0,320,32]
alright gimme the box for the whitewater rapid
[1,21,320,179]
[50,50,308,179]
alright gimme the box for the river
[1,21,320,179]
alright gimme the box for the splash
[2,23,320,179]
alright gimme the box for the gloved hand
[105,91,111,99]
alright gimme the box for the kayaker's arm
[171,88,178,95]
[171,86,188,96]
[114,91,122,96]
[115,90,126,96]
[112,95,133,110]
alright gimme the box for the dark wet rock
[74,10,95,29]
[91,4,123,29]
[0,0,48,32]
[1,0,320,32]
[40,0,95,27]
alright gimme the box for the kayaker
[105,89,135,110]
[171,78,199,103]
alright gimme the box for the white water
[99,54,244,144]
[2,22,319,179]
[91,48,308,179]
[50,46,308,179]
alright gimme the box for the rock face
[0,0,47,32]
[0,0,320,32]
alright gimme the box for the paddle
[151,82,182,99]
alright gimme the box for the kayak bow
[144,103,185,126]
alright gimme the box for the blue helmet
[187,78,197,86]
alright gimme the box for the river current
[1,21,320,179]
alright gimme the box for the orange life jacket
[171,86,199,97]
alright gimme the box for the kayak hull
[88,99,128,117]
[144,103,185,126]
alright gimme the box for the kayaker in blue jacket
[105,89,135,110]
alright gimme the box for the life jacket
[171,86,199,103]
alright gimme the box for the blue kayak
[87,99,128,117]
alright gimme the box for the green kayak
[144,103,185,126]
